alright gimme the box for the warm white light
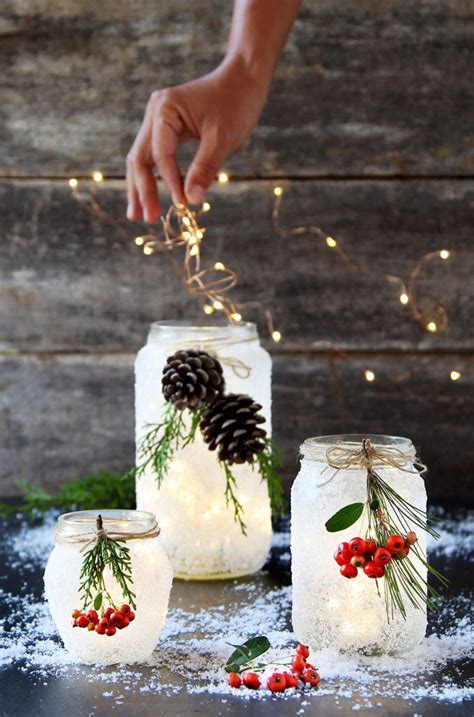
[426,321,438,333]
[400,293,409,305]
[231,313,242,322]
[217,172,229,184]
[196,230,204,240]
[272,330,282,343]
[135,236,145,246]
[273,186,283,197]
[203,304,214,315]
[440,249,450,260]
[68,178,78,189]
[189,245,199,256]
[364,369,376,382]
[213,300,224,310]
[326,236,337,248]
[92,171,104,183]
[143,245,154,256]
[214,261,225,271]
[450,370,461,381]
[182,230,191,240]
[202,201,211,212]
[182,216,191,227]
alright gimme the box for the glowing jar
[291,435,427,655]
[135,320,272,579]
[44,510,173,664]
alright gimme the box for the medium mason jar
[291,435,427,655]
[135,320,273,580]
[44,510,173,664]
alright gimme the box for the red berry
[127,610,135,622]
[87,622,96,631]
[105,626,117,637]
[242,672,261,690]
[72,609,81,619]
[350,555,365,568]
[364,539,377,556]
[386,535,405,553]
[374,547,392,565]
[110,611,124,628]
[406,531,417,546]
[104,607,114,618]
[86,609,99,623]
[334,551,347,566]
[75,615,89,628]
[227,673,241,688]
[118,615,130,629]
[283,672,299,688]
[393,545,410,560]
[337,542,352,562]
[296,643,310,658]
[99,617,110,628]
[94,623,106,635]
[340,563,358,579]
[349,537,365,554]
[291,654,307,673]
[120,604,131,614]
[364,560,385,578]
[267,673,286,693]
[303,668,321,687]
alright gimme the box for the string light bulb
[400,293,409,305]
[92,171,104,183]
[202,201,211,212]
[135,236,145,246]
[231,312,242,322]
[213,300,224,310]
[143,245,154,256]
[426,321,438,333]
[439,250,450,260]
[214,262,225,271]
[68,178,78,189]
[273,186,283,197]
[364,370,376,382]
[203,304,214,315]
[272,330,282,343]
[189,245,199,256]
[450,370,461,381]
[217,172,229,184]
[326,236,337,248]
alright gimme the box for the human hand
[126,58,269,222]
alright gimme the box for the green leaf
[94,593,103,611]
[224,636,270,673]
[325,502,365,532]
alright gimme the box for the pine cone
[162,349,225,411]
[200,393,267,464]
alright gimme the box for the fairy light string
[67,172,467,386]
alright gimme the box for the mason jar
[135,320,272,579]
[291,435,427,655]
[44,509,173,664]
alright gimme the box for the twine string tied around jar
[55,514,161,553]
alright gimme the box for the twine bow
[326,438,427,475]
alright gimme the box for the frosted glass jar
[44,510,173,664]
[135,320,272,579]
[291,435,427,655]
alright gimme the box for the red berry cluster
[334,532,417,580]
[227,644,320,693]
[72,604,135,637]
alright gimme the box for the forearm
[225,0,302,89]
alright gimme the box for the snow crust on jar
[291,435,427,655]
[135,322,272,579]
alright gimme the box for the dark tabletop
[0,507,472,717]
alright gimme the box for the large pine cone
[162,349,225,411]
[200,393,267,464]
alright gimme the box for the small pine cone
[162,349,225,411]
[200,393,267,465]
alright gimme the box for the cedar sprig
[221,461,247,536]
[79,515,137,612]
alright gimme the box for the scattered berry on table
[267,672,286,692]
[291,654,307,673]
[303,668,321,687]
[227,673,241,689]
[243,671,261,689]
[283,672,299,688]
[296,643,310,658]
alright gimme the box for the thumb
[185,133,226,205]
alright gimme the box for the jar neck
[146,320,259,348]
[55,509,156,542]
[301,434,415,466]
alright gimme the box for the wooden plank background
[1,0,473,498]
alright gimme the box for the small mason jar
[44,510,173,664]
[291,435,427,655]
[135,320,272,579]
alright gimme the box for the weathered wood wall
[1,1,473,498]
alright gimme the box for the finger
[126,105,161,222]
[126,164,142,221]
[152,111,186,206]
[133,162,160,224]
[184,132,226,205]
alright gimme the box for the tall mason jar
[44,509,173,664]
[135,320,272,579]
[291,435,427,655]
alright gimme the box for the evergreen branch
[255,438,286,520]
[221,461,247,536]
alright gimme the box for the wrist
[220,51,274,95]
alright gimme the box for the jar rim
[56,509,156,538]
[303,434,413,450]
[147,319,258,344]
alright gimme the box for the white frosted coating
[135,324,272,579]
[44,536,173,664]
[291,441,428,655]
